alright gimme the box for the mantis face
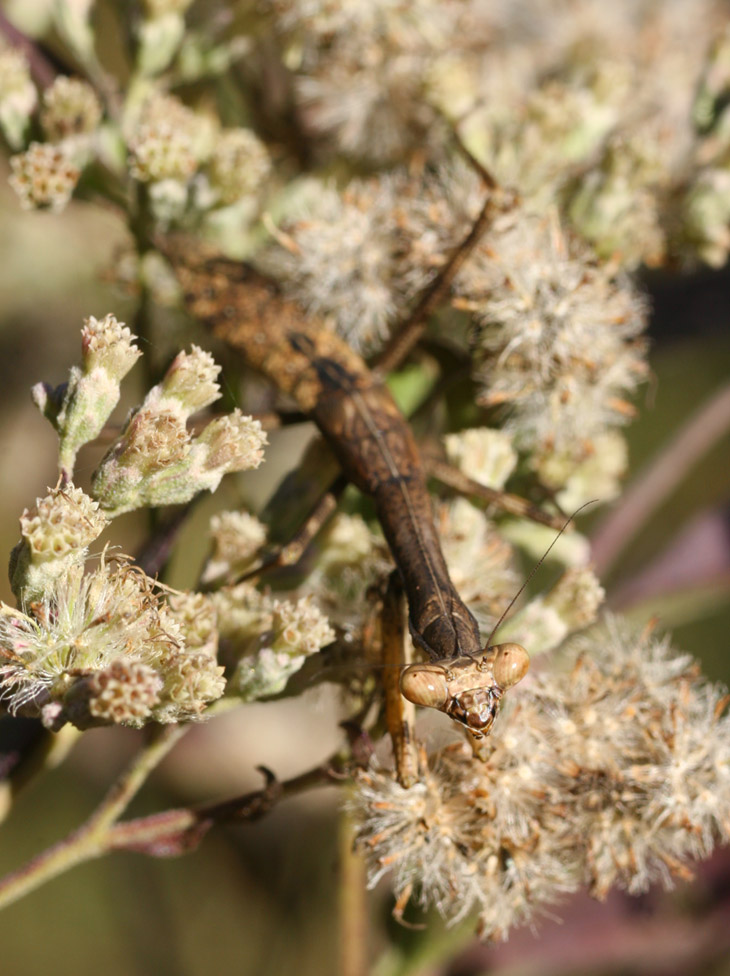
[399,642,530,737]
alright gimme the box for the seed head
[353,616,730,939]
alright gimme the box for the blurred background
[1,5,730,974]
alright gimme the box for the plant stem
[0,724,184,910]
[338,803,369,976]
[592,380,730,574]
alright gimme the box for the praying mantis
[159,181,563,775]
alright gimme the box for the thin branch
[0,724,184,910]
[424,455,565,529]
[339,804,369,976]
[591,380,730,575]
[0,738,346,910]
[373,192,498,378]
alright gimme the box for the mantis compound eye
[491,642,530,690]
[399,663,450,710]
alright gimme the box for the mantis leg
[381,571,421,789]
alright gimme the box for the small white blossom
[9,143,80,213]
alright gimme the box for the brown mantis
[158,184,562,758]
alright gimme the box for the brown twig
[0,724,184,910]
[0,737,347,911]
[424,455,566,529]
[373,192,498,378]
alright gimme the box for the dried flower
[261,178,403,353]
[459,207,648,463]
[8,142,80,213]
[353,616,730,939]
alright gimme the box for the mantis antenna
[483,499,598,650]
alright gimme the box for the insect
[158,193,556,749]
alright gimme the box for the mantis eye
[491,642,530,690]
[399,664,449,709]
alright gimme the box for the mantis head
[399,643,530,737]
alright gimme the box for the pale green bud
[153,650,225,722]
[195,410,266,473]
[693,26,730,137]
[64,659,163,729]
[40,76,102,143]
[0,43,37,148]
[567,136,665,268]
[137,12,186,77]
[53,0,95,65]
[208,128,270,205]
[201,510,267,586]
[537,432,628,511]
[227,595,335,700]
[151,345,221,417]
[501,519,590,570]
[167,591,218,657]
[683,166,730,267]
[34,314,141,476]
[91,406,266,515]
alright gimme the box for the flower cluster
[214,584,336,699]
[89,344,266,515]
[9,484,108,605]
[8,141,80,213]
[0,545,224,729]
[459,206,648,466]
[33,313,141,477]
[353,617,730,940]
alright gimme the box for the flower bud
[40,76,102,143]
[9,142,80,213]
[208,128,270,205]
[444,427,517,490]
[10,485,108,604]
[0,43,37,148]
